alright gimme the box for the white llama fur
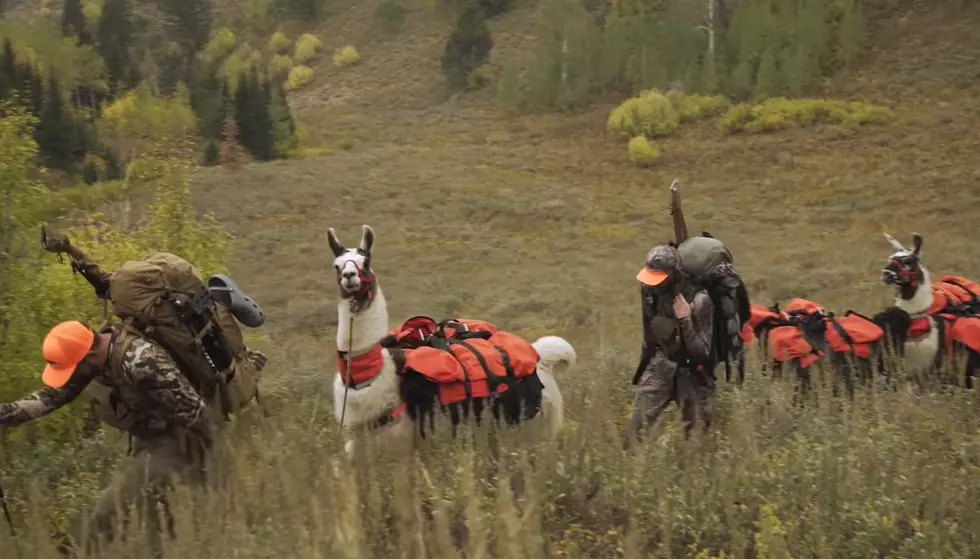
[328,225,577,457]
[884,233,939,375]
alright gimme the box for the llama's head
[327,225,377,308]
[881,232,925,300]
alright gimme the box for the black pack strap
[826,314,857,355]
[450,339,501,397]
[940,278,980,305]
[430,339,473,401]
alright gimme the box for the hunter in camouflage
[630,244,716,441]
[0,321,216,555]
[1,231,268,556]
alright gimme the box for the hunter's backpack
[675,233,752,374]
[104,252,258,418]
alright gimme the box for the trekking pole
[0,475,15,536]
[338,299,357,427]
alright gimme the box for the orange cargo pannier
[394,318,541,406]
[933,276,980,307]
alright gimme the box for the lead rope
[339,298,357,427]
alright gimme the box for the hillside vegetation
[2,0,980,557]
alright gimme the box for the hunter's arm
[0,376,90,427]
[679,291,713,361]
[64,245,112,298]
[124,339,209,432]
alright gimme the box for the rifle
[669,179,688,244]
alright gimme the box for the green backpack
[676,234,751,379]
[104,252,259,418]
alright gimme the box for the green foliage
[441,4,494,91]
[0,19,108,96]
[285,64,313,90]
[376,0,408,33]
[627,135,660,167]
[234,67,276,161]
[332,46,359,68]
[268,53,293,80]
[676,93,731,123]
[719,97,894,134]
[502,0,869,112]
[467,64,493,89]
[267,31,291,55]
[202,138,220,165]
[96,0,138,94]
[98,81,197,148]
[200,27,238,68]
[293,33,322,65]
[497,0,603,112]
[607,89,680,140]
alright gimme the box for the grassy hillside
[3,0,980,557]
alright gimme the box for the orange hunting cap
[41,321,95,388]
[636,245,679,287]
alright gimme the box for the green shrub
[720,97,893,134]
[267,31,291,54]
[294,33,322,64]
[627,135,660,167]
[376,0,407,33]
[607,89,680,141]
[200,27,238,66]
[678,94,731,123]
[467,64,493,90]
[286,65,314,91]
[268,54,294,79]
[332,46,360,68]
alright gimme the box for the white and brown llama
[327,224,577,456]
[873,232,980,386]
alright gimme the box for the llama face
[327,225,376,297]
[881,232,924,299]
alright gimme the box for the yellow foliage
[719,97,893,134]
[627,135,661,168]
[286,65,314,91]
[607,89,680,141]
[82,0,101,21]
[332,45,360,68]
[99,82,197,143]
[201,27,238,66]
[294,33,323,64]
[267,31,291,54]
[677,93,731,123]
[268,54,294,79]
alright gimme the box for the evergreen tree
[158,0,213,52]
[61,0,86,38]
[267,75,296,157]
[234,68,274,161]
[36,75,80,172]
[441,4,494,91]
[97,0,138,94]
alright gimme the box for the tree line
[1,0,304,182]
[441,0,870,111]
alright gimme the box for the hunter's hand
[41,225,72,254]
[673,294,691,319]
[248,349,268,372]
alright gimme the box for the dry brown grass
[4,1,980,557]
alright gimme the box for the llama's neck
[337,287,389,355]
[895,266,934,316]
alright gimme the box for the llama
[327,224,577,457]
[873,232,944,377]
[873,232,980,388]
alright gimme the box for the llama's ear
[911,233,923,256]
[883,232,905,252]
[326,228,345,257]
[360,225,375,253]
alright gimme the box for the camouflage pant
[628,360,715,440]
[63,431,209,557]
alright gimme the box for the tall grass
[2,348,979,558]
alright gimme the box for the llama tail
[532,335,577,377]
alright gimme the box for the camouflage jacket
[634,289,715,383]
[0,328,209,440]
